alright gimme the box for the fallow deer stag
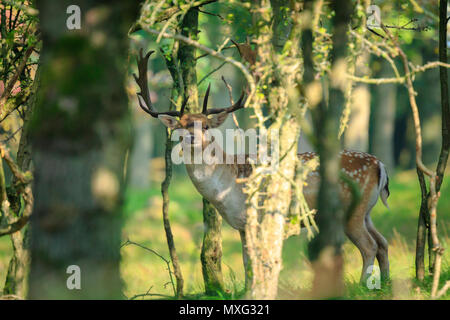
[134,49,390,285]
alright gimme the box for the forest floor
[0,168,448,300]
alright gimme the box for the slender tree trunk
[200,198,224,295]
[305,0,353,299]
[415,0,449,283]
[27,0,139,299]
[178,8,224,295]
[158,32,186,298]
[161,129,184,297]
[415,168,428,281]
[430,0,450,291]
[436,0,450,191]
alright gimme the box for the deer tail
[378,161,390,209]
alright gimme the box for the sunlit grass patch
[119,170,449,299]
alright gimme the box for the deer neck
[184,144,247,230]
[185,144,229,193]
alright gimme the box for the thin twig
[1,126,23,143]
[197,61,227,86]
[221,76,240,127]
[121,239,177,297]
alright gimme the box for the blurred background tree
[26,0,139,299]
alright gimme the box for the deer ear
[158,115,179,129]
[208,112,228,128]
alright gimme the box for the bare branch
[347,61,450,85]
[121,239,176,297]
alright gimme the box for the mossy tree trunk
[27,0,139,299]
[2,65,40,297]
[244,0,302,299]
[178,8,224,295]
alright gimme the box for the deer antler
[133,48,186,118]
[202,89,246,115]
[133,49,245,117]
[202,83,211,114]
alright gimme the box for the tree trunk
[179,8,224,295]
[244,0,301,299]
[415,0,449,283]
[3,229,28,297]
[415,168,428,281]
[3,63,41,297]
[161,128,184,297]
[200,198,224,295]
[27,0,139,299]
[306,0,352,299]
[371,59,396,172]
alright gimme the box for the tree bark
[3,229,28,297]
[200,198,224,295]
[2,64,40,297]
[243,0,301,299]
[27,0,139,299]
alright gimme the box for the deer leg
[239,230,250,292]
[365,215,389,282]
[345,221,378,285]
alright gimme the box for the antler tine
[205,91,246,115]
[133,48,181,118]
[133,49,154,115]
[179,95,189,117]
[202,83,211,114]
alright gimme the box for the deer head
[133,49,246,150]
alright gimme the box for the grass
[0,169,449,299]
